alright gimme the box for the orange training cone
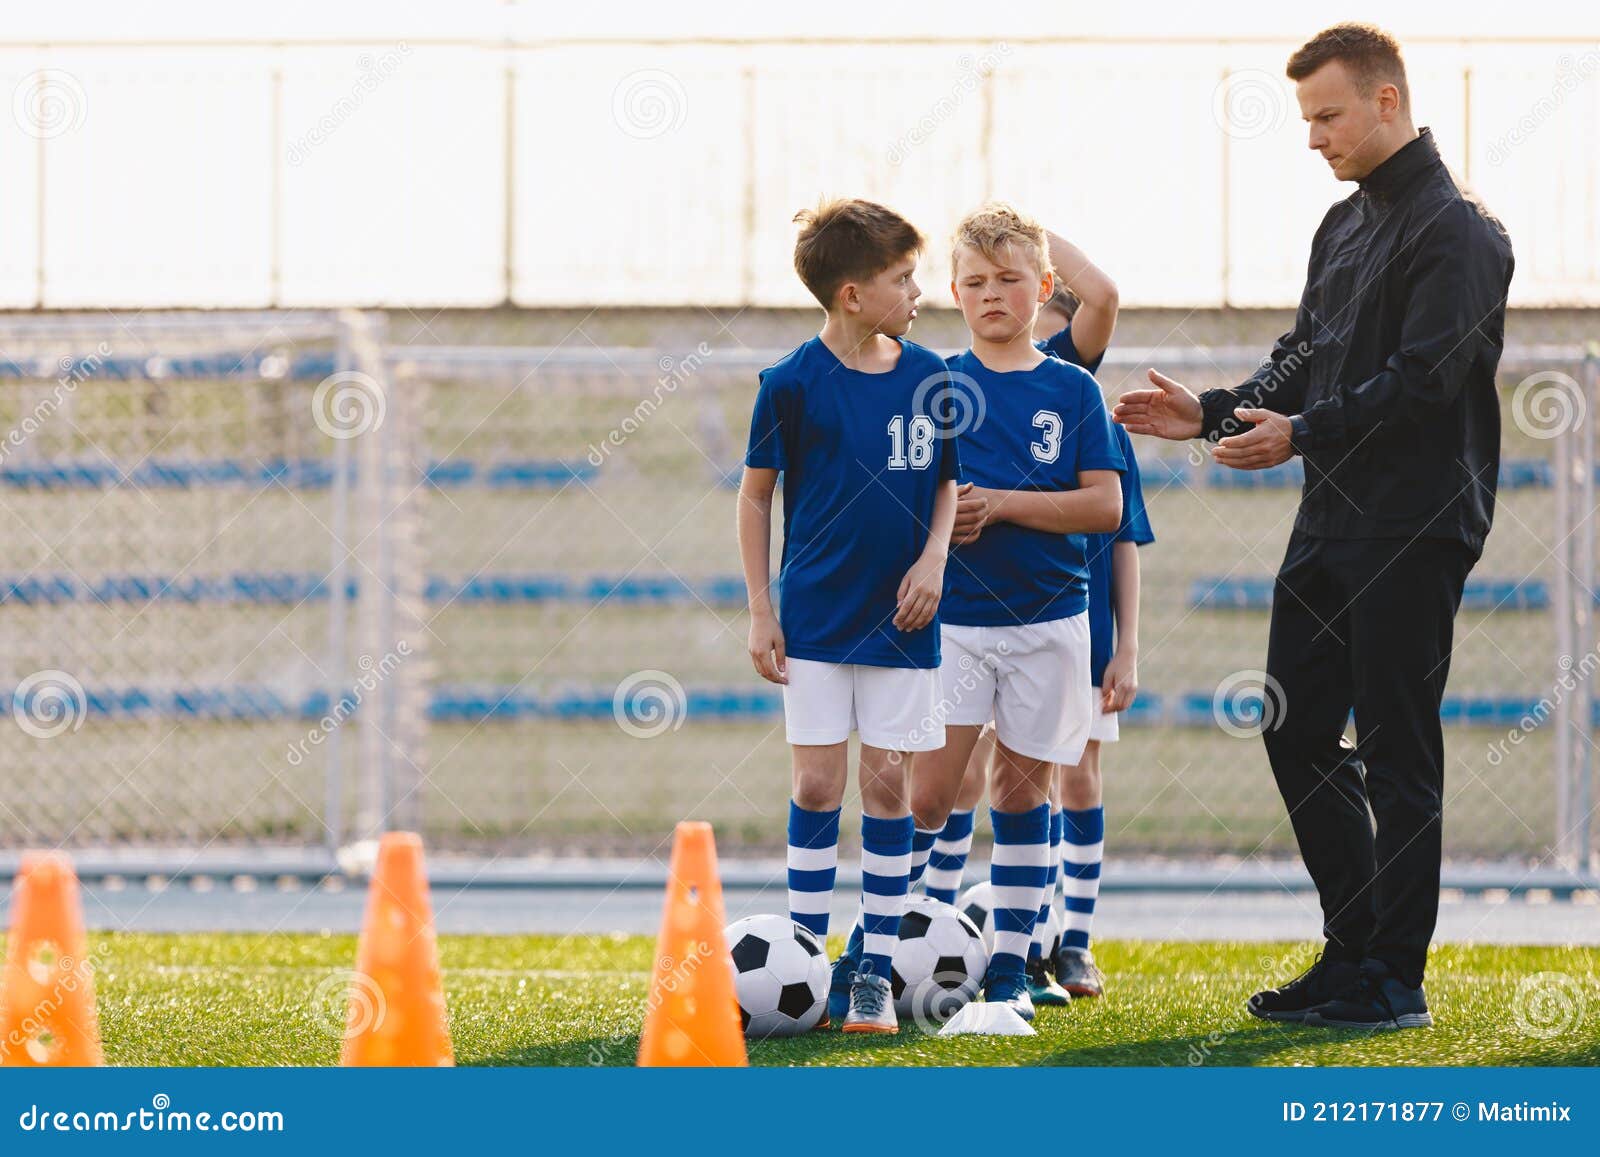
[636,821,747,1066]
[340,831,453,1066]
[0,851,103,1066]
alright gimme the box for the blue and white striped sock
[787,801,840,941]
[909,826,938,889]
[859,813,914,980]
[844,826,936,961]
[923,808,975,904]
[988,803,1050,980]
[1029,808,1064,963]
[1061,805,1105,953]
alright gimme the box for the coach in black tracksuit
[1115,25,1514,1029]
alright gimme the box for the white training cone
[937,1001,1036,1037]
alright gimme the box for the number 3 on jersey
[1031,409,1062,463]
[887,414,936,469]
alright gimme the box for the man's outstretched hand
[1112,369,1204,441]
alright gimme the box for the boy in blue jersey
[738,198,959,1034]
[914,203,1123,1021]
[923,231,1153,1007]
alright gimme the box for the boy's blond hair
[950,202,1052,280]
[792,198,925,310]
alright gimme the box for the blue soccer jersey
[941,348,1124,627]
[744,336,959,669]
[1039,324,1156,685]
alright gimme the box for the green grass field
[56,932,1600,1067]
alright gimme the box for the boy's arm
[895,478,957,632]
[979,471,1122,535]
[737,466,786,683]
[1101,539,1141,712]
[1045,230,1119,364]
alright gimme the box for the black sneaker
[1247,952,1362,1023]
[1303,961,1433,1031]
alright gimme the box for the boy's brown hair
[1286,23,1409,111]
[950,202,1052,280]
[792,198,925,310]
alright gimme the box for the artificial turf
[43,932,1599,1067]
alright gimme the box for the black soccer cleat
[1247,951,1362,1023]
[1303,960,1433,1031]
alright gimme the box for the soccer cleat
[810,1011,831,1032]
[1247,951,1362,1023]
[1026,957,1072,1006]
[841,970,898,1034]
[1055,947,1105,999]
[826,943,860,1025]
[982,969,1036,1023]
[1303,961,1433,1031]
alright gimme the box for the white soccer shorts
[937,613,1093,765]
[781,658,945,752]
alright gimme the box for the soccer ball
[890,896,987,1025]
[726,915,828,1038]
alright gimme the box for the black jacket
[1199,128,1515,557]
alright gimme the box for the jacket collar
[1358,127,1440,204]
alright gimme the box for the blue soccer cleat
[983,967,1036,1023]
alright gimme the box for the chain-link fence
[0,311,406,866]
[389,340,1598,867]
[1,313,1595,872]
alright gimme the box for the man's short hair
[792,198,924,310]
[1287,23,1410,112]
[950,202,1052,280]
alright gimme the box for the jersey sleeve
[1074,372,1125,474]
[1112,426,1155,545]
[1040,324,1105,375]
[743,368,788,470]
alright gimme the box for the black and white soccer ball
[726,914,828,1038]
[890,896,987,1025]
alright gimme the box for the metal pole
[325,319,351,854]
[1554,364,1575,867]
[1580,350,1598,870]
